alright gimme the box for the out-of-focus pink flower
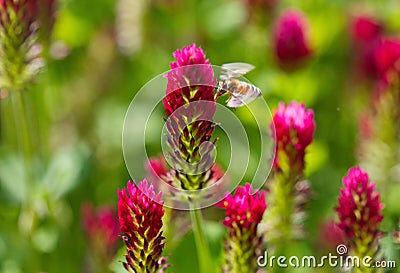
[81,203,119,250]
[273,10,312,68]
[117,180,168,273]
[375,38,400,82]
[217,183,266,230]
[335,167,384,256]
[317,219,345,252]
[351,16,383,45]
[217,183,267,272]
[271,101,316,171]
[349,16,384,80]
[146,155,170,179]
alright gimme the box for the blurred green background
[1,0,400,272]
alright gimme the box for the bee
[216,62,262,108]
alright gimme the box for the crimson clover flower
[82,203,119,251]
[356,36,400,195]
[264,101,315,247]
[272,101,315,173]
[117,180,169,273]
[81,203,119,272]
[317,219,345,253]
[273,10,312,69]
[335,167,384,259]
[163,44,218,190]
[351,16,383,45]
[0,0,56,90]
[374,38,400,91]
[350,16,384,80]
[217,183,267,273]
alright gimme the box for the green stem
[10,89,34,185]
[190,207,214,273]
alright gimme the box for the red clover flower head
[273,10,312,67]
[162,43,218,190]
[271,101,315,171]
[374,38,400,85]
[351,16,383,45]
[117,180,168,273]
[163,43,216,117]
[335,167,384,256]
[170,43,209,69]
[217,183,266,230]
[217,183,267,273]
[81,203,119,250]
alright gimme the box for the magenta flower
[271,101,316,172]
[81,203,119,272]
[317,219,345,252]
[117,180,168,273]
[349,16,383,80]
[351,16,383,45]
[335,167,384,257]
[163,43,216,117]
[265,101,315,247]
[145,155,170,182]
[217,183,266,272]
[273,10,312,68]
[217,183,266,230]
[82,203,119,250]
[162,44,219,190]
[374,38,400,85]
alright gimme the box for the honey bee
[216,62,262,108]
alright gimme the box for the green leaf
[41,143,90,200]
[0,156,26,204]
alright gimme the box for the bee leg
[215,90,222,100]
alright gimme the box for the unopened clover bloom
[264,101,315,247]
[273,10,312,68]
[163,43,218,190]
[335,167,384,259]
[117,180,168,273]
[217,183,267,273]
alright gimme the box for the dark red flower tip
[273,10,312,66]
[351,16,383,45]
[217,183,266,230]
[335,167,384,240]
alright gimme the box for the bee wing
[226,84,262,108]
[220,62,255,80]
